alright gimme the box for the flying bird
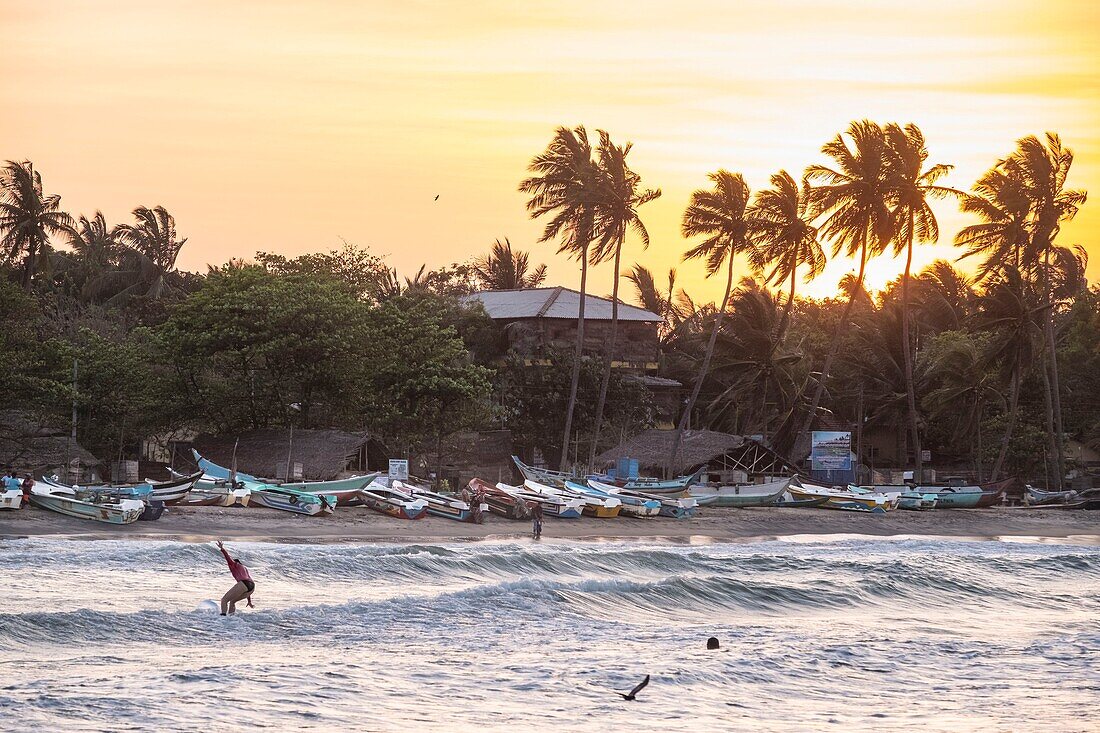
[618,675,649,701]
[434,194,439,200]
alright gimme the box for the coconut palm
[59,211,122,299]
[91,206,187,305]
[667,170,757,474]
[792,121,894,462]
[954,168,1031,280]
[1003,133,1087,488]
[518,125,602,471]
[587,130,661,467]
[884,122,957,482]
[472,238,548,290]
[0,160,73,289]
[626,264,684,339]
[748,170,825,338]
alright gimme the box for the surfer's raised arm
[216,540,234,569]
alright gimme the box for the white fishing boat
[359,482,428,520]
[688,478,791,508]
[526,479,621,518]
[495,482,585,519]
[248,485,336,516]
[29,482,145,525]
[1,487,22,510]
[168,469,251,506]
[393,480,480,522]
[788,480,899,514]
[142,471,202,503]
[581,480,662,517]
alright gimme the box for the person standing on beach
[531,500,543,540]
[215,540,255,615]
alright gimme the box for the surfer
[215,540,255,615]
[530,500,543,540]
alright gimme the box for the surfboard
[196,599,220,614]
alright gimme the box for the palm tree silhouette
[667,170,757,475]
[61,211,122,301]
[885,122,957,482]
[519,126,602,471]
[748,170,825,339]
[0,160,73,289]
[98,205,188,304]
[588,130,661,467]
[793,121,893,463]
[472,238,547,290]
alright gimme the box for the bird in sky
[618,675,649,701]
[434,194,439,200]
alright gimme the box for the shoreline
[1,505,1096,545]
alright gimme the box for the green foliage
[255,242,390,303]
[359,294,493,453]
[156,265,371,432]
[499,350,654,467]
[0,279,70,411]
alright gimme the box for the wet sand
[0,504,1096,544]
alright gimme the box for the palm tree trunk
[991,359,1022,482]
[794,243,868,462]
[901,221,922,481]
[778,266,796,340]
[589,237,623,469]
[1043,246,1066,489]
[1038,348,1058,487]
[667,253,735,476]
[559,249,589,472]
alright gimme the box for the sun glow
[1,0,1097,305]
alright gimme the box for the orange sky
[2,1,1098,303]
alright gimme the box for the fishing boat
[911,485,989,509]
[192,450,377,500]
[1,487,22,510]
[897,491,938,511]
[496,482,584,519]
[529,479,621,518]
[248,485,336,516]
[142,471,202,504]
[358,483,428,520]
[42,476,153,499]
[168,469,251,506]
[1026,485,1078,505]
[393,480,480,522]
[510,455,575,487]
[580,480,661,517]
[618,487,697,518]
[774,495,829,508]
[29,482,145,525]
[468,478,530,519]
[687,478,790,508]
[788,481,898,514]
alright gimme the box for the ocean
[1,536,1097,732]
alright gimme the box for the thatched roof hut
[0,410,101,481]
[595,428,795,481]
[191,429,387,480]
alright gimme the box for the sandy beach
[1,504,1096,543]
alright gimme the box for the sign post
[811,431,852,472]
[388,459,409,481]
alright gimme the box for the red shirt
[220,546,253,582]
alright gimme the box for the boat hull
[1,489,22,510]
[358,489,427,520]
[688,478,790,507]
[248,488,335,515]
[789,486,896,514]
[29,485,144,525]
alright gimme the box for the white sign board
[388,459,409,480]
[811,431,852,471]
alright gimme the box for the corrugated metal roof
[465,287,661,323]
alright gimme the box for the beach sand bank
[0,504,1096,544]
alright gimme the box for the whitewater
[1,536,1097,732]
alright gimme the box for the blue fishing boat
[578,480,661,517]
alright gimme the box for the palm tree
[94,205,188,304]
[911,260,974,332]
[1003,133,1086,488]
[748,170,825,339]
[626,264,684,339]
[976,269,1042,480]
[954,168,1031,280]
[472,238,548,290]
[0,160,73,289]
[793,121,893,462]
[884,122,956,482]
[587,130,661,467]
[60,211,121,299]
[667,170,756,474]
[519,126,602,471]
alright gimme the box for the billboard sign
[388,459,409,480]
[811,431,852,471]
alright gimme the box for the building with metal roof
[466,287,662,323]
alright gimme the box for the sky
[2,0,1099,303]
